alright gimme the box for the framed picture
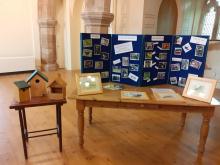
[75,73,103,96]
[152,88,184,101]
[182,76,217,103]
[121,91,149,101]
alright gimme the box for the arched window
[199,0,220,40]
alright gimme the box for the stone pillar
[38,0,58,71]
[81,0,114,33]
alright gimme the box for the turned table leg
[76,100,85,147]
[198,112,213,158]
[89,107,93,124]
[181,113,187,128]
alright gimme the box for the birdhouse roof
[48,74,67,88]
[14,80,30,89]
[26,70,48,83]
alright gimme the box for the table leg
[18,110,28,159]
[56,105,59,138]
[198,112,213,158]
[22,109,28,142]
[89,107,93,124]
[180,113,187,128]
[76,100,85,147]
[57,104,62,152]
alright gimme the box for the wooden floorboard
[0,70,220,165]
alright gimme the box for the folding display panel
[80,33,111,82]
[111,34,144,86]
[168,35,209,87]
[141,35,173,86]
[80,33,209,87]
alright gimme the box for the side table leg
[22,109,28,142]
[76,100,85,147]
[57,105,62,152]
[181,113,187,128]
[18,110,28,159]
[89,107,93,124]
[56,105,59,138]
[198,112,213,159]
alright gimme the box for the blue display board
[110,34,144,86]
[168,35,209,87]
[141,35,173,86]
[80,33,111,82]
[80,33,209,87]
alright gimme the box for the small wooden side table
[9,97,66,159]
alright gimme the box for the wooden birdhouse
[14,81,30,102]
[48,74,67,100]
[26,70,48,97]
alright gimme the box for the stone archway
[157,0,178,35]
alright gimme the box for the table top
[10,96,67,110]
[69,83,220,108]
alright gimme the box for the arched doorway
[157,0,178,35]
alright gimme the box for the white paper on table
[182,43,192,53]
[90,34,100,39]
[128,73,139,82]
[118,35,137,41]
[151,88,176,93]
[113,59,121,65]
[114,42,133,55]
[172,58,182,62]
[152,36,164,41]
[190,36,207,46]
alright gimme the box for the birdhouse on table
[48,74,67,100]
[26,70,48,97]
[14,81,30,102]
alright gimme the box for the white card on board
[190,36,207,46]
[113,59,121,65]
[114,42,133,55]
[90,34,100,39]
[118,35,137,41]
[128,73,139,82]
[152,36,164,41]
[172,58,182,62]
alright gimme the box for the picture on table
[130,53,140,60]
[190,59,202,70]
[171,63,180,71]
[130,64,139,71]
[145,42,154,50]
[144,60,152,68]
[158,53,167,60]
[181,59,189,70]
[162,43,170,50]
[112,66,122,73]
[182,76,217,103]
[112,74,120,82]
[195,45,204,57]
[121,68,129,78]
[83,39,92,47]
[95,61,103,69]
[94,45,101,55]
[145,52,153,59]
[121,91,149,100]
[101,37,109,46]
[122,57,129,66]
[75,73,103,95]
[84,60,93,68]
[83,49,93,57]
[174,48,182,55]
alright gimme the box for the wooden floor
[1,70,220,165]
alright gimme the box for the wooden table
[9,97,66,159]
[70,84,220,159]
